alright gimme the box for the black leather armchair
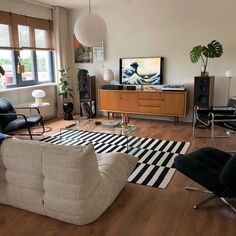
[0,97,45,139]
[193,97,236,138]
[174,147,236,213]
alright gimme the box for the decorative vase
[201,65,209,77]
[63,102,74,120]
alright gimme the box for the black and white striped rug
[41,129,190,189]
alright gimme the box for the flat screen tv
[119,57,163,85]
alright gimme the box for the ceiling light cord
[89,0,91,13]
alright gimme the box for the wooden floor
[0,117,236,236]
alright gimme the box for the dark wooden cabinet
[79,76,96,118]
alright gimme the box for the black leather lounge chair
[0,97,45,139]
[174,147,236,213]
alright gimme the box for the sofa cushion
[42,144,137,225]
[0,138,138,225]
[0,138,47,215]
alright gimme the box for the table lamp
[32,89,46,105]
[103,69,114,82]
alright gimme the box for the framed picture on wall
[93,43,104,62]
[74,35,93,63]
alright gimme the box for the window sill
[0,83,57,93]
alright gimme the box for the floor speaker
[194,76,215,107]
[79,76,96,100]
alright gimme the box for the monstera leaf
[190,45,203,63]
[190,40,223,75]
[202,40,223,58]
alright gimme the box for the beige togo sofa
[0,138,137,225]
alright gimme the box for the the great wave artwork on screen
[120,57,163,85]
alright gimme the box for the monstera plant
[190,40,223,76]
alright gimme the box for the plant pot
[63,102,74,120]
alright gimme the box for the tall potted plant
[190,40,223,77]
[59,67,74,120]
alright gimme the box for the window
[18,25,30,47]
[0,24,11,47]
[36,50,53,82]
[0,10,54,88]
[0,50,16,86]
[20,50,35,82]
[35,29,47,48]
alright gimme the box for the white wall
[0,0,52,19]
[68,0,236,121]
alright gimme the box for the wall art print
[74,35,93,63]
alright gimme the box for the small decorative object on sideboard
[121,113,129,128]
[59,67,74,120]
[190,40,223,77]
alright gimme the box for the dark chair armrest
[14,107,41,114]
[0,112,28,120]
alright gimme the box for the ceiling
[23,0,131,9]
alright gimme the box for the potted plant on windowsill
[59,67,74,120]
[0,65,5,77]
[190,40,223,77]
[0,65,6,91]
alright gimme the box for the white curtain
[53,6,71,117]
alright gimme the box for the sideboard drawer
[139,99,160,107]
[139,106,161,114]
[138,92,161,100]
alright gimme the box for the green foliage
[0,58,11,64]
[59,67,71,77]
[190,45,203,63]
[190,40,223,73]
[0,65,5,76]
[37,57,47,72]
[58,67,73,101]
[22,58,32,71]
[202,40,223,58]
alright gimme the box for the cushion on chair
[3,118,28,133]
[26,114,42,125]
[219,154,236,187]
[0,97,17,131]
[2,114,42,134]
[174,147,231,195]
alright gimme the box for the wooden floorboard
[0,116,235,236]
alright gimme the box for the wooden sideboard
[98,89,187,122]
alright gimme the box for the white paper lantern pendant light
[74,0,107,47]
